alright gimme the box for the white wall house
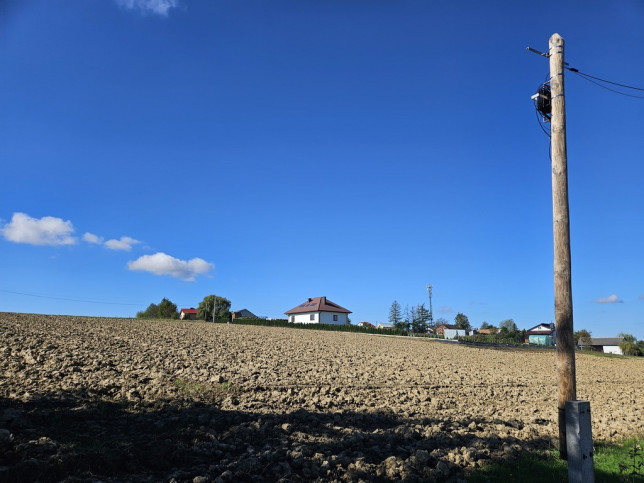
[285,296,351,325]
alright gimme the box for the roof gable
[180,308,197,314]
[526,323,555,333]
[285,296,351,315]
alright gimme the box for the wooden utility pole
[549,33,577,460]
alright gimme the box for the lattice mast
[426,284,433,325]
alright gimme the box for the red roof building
[180,308,198,320]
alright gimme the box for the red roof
[180,308,197,314]
[285,296,351,315]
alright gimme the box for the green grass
[468,438,644,482]
[577,350,630,359]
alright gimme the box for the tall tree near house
[618,332,636,343]
[389,300,402,327]
[412,303,430,333]
[573,329,592,346]
[499,319,518,334]
[197,294,232,322]
[434,317,449,327]
[157,297,179,319]
[618,333,642,356]
[454,313,471,331]
[399,304,411,332]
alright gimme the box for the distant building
[443,328,473,340]
[435,324,457,337]
[179,308,198,320]
[579,337,626,355]
[231,309,258,320]
[526,323,556,345]
[376,323,394,330]
[357,321,376,328]
[285,296,351,325]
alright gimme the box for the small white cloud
[104,236,140,251]
[639,294,644,301]
[127,252,213,281]
[437,305,452,314]
[594,294,623,304]
[1,212,76,246]
[115,0,178,16]
[82,232,104,244]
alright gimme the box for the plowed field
[1,313,642,481]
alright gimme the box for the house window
[290,316,294,323]
[333,315,338,321]
[310,314,315,321]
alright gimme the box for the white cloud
[1,212,76,246]
[104,236,140,251]
[594,294,623,304]
[437,305,452,314]
[127,252,213,281]
[82,232,104,244]
[115,0,178,16]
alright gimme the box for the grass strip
[468,437,644,482]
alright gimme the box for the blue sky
[1,0,643,338]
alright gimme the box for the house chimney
[308,298,312,302]
[321,296,326,304]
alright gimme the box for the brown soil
[1,313,642,482]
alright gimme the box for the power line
[566,67,644,92]
[0,288,142,305]
[527,46,644,99]
[0,288,195,308]
[568,70,644,99]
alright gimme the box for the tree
[158,297,179,319]
[197,294,232,322]
[136,303,158,319]
[454,313,470,331]
[619,341,642,357]
[573,329,592,346]
[499,319,518,334]
[618,333,642,356]
[388,301,402,327]
[136,297,178,319]
[410,304,430,334]
[618,333,637,343]
[397,304,411,332]
[434,317,449,327]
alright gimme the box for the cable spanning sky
[1,1,643,338]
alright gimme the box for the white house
[285,296,351,325]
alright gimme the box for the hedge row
[224,318,408,336]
